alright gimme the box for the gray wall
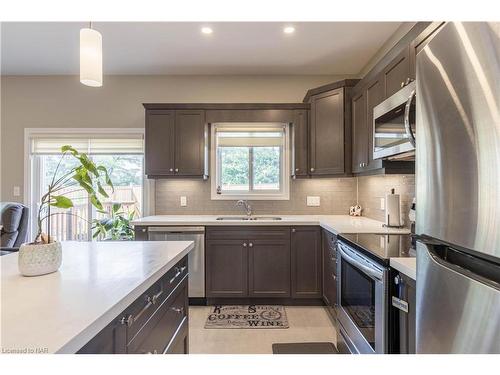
[0,74,347,202]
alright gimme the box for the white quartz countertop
[0,240,194,354]
[131,215,410,235]
[390,258,416,280]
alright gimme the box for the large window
[26,130,146,241]
[211,123,290,200]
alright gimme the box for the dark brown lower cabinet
[205,240,248,298]
[77,256,189,354]
[291,226,322,298]
[322,229,338,317]
[392,271,416,354]
[249,238,291,298]
[205,227,291,299]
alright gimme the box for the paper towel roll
[385,189,402,227]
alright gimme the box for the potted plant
[18,145,113,276]
[92,203,135,241]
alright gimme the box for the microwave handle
[404,89,416,147]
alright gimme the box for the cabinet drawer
[127,277,188,354]
[165,316,189,354]
[124,256,187,340]
[206,226,290,240]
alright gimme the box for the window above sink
[210,123,290,200]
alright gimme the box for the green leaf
[61,145,78,155]
[97,181,109,198]
[97,165,114,191]
[78,154,99,177]
[49,195,74,209]
[72,174,94,195]
[90,194,103,210]
[112,202,121,214]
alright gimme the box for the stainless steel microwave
[373,81,416,160]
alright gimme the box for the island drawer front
[126,256,188,340]
[206,226,290,240]
[127,276,188,354]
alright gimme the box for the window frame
[24,128,153,241]
[210,123,290,200]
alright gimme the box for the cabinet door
[309,88,345,175]
[248,237,291,298]
[365,75,385,171]
[351,91,367,173]
[292,109,309,177]
[383,46,411,98]
[396,274,416,354]
[174,110,206,176]
[291,226,322,298]
[322,230,337,309]
[145,110,175,176]
[77,319,126,354]
[206,240,248,298]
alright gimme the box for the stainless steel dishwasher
[147,226,205,300]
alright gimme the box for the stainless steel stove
[335,233,413,354]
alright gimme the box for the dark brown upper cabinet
[383,46,411,98]
[291,109,309,178]
[351,90,368,174]
[145,110,175,176]
[365,75,385,170]
[291,226,322,299]
[145,109,206,178]
[309,88,346,176]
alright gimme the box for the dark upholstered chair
[1,202,30,252]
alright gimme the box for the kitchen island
[0,240,194,354]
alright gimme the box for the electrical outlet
[13,186,21,197]
[306,196,320,207]
[380,197,385,210]
[180,196,187,207]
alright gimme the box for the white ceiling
[1,22,401,75]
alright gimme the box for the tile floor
[188,306,337,354]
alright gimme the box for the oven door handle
[404,89,416,147]
[338,244,383,281]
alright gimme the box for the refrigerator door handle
[404,89,416,147]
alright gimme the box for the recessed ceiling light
[201,27,213,35]
[283,26,295,34]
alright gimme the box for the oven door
[373,81,416,160]
[336,241,389,354]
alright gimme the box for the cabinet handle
[169,168,173,172]
[175,168,179,173]
[169,265,187,284]
[359,163,362,168]
[120,314,133,326]
[151,288,164,305]
[291,228,296,233]
[401,81,405,88]
[171,306,184,314]
[332,274,337,280]
[248,243,253,248]
[310,167,315,172]
[131,296,154,325]
[141,228,147,233]
[243,243,247,247]
[295,168,300,172]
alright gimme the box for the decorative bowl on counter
[18,241,62,277]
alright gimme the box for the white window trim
[210,123,290,201]
[23,128,153,240]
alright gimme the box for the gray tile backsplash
[357,174,415,227]
[155,177,357,215]
[154,174,415,227]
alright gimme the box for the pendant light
[80,22,102,87]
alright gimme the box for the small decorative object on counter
[19,145,113,277]
[408,197,416,223]
[349,204,362,216]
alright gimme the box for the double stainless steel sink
[215,216,282,221]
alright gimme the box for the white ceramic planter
[18,241,62,277]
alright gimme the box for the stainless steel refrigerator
[416,22,500,353]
